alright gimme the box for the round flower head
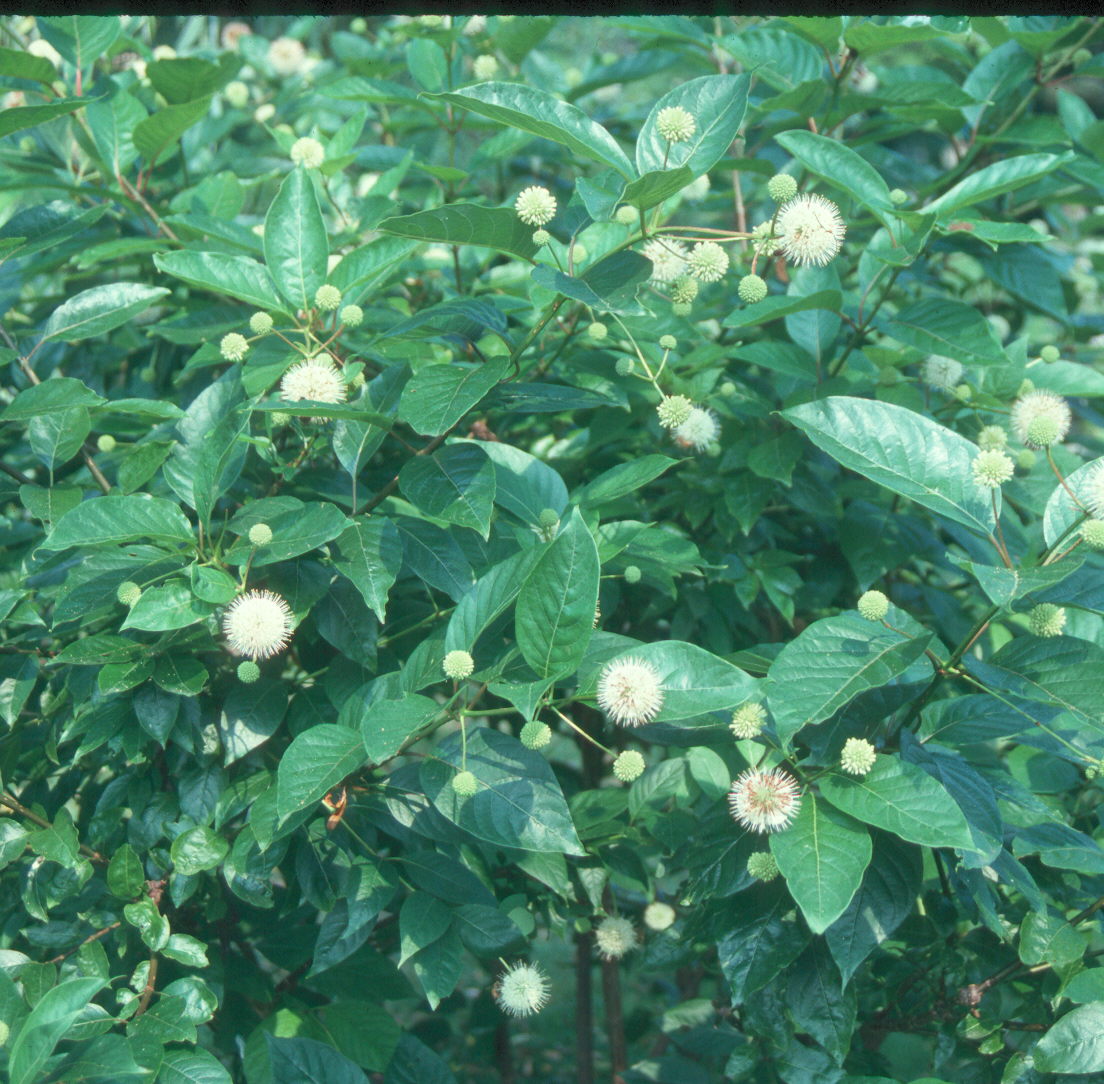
[687,241,728,283]
[978,425,1007,451]
[443,650,475,680]
[642,238,688,284]
[659,335,677,351]
[250,311,274,335]
[314,283,341,310]
[643,901,676,931]
[749,220,777,259]
[1029,603,1066,638]
[116,581,141,607]
[972,449,1015,490]
[451,770,478,797]
[673,407,720,452]
[1080,519,1104,550]
[767,173,798,203]
[464,14,488,34]
[656,105,696,143]
[1011,389,1071,449]
[237,660,260,684]
[588,321,608,341]
[623,565,642,584]
[472,53,499,81]
[776,193,846,267]
[341,304,364,327]
[269,36,306,77]
[254,104,276,125]
[656,394,693,430]
[954,384,972,402]
[224,80,250,109]
[222,21,252,50]
[515,185,557,226]
[613,750,646,782]
[152,45,176,61]
[730,702,767,740]
[520,720,552,750]
[738,274,768,304]
[1040,344,1061,363]
[595,915,637,959]
[922,355,963,392]
[728,768,801,833]
[615,204,638,226]
[496,961,550,1018]
[840,737,877,776]
[890,188,908,205]
[746,851,780,882]
[97,434,116,453]
[596,657,664,727]
[615,357,634,376]
[222,589,293,660]
[280,356,347,419]
[532,229,551,246]
[220,333,249,362]
[857,589,889,621]
[670,275,699,305]
[290,136,325,169]
[248,523,273,547]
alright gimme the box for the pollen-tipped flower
[840,737,877,776]
[857,589,889,622]
[670,275,699,305]
[595,916,638,959]
[746,851,780,882]
[596,657,664,727]
[515,185,557,226]
[1029,603,1066,638]
[116,582,142,607]
[728,768,801,833]
[222,589,293,660]
[220,333,249,361]
[587,321,608,341]
[613,750,646,783]
[978,425,1008,451]
[520,720,552,750]
[673,407,720,452]
[642,238,689,284]
[687,241,729,283]
[730,702,767,740]
[250,311,274,335]
[237,660,261,684]
[1081,519,1104,550]
[280,356,347,418]
[776,193,846,267]
[290,136,325,169]
[97,434,116,453]
[496,962,550,1018]
[248,523,273,547]
[738,274,768,305]
[340,304,363,327]
[922,355,964,392]
[615,204,638,226]
[443,650,475,680]
[451,770,478,797]
[314,284,341,311]
[656,105,696,143]
[269,36,306,76]
[656,394,693,430]
[643,901,676,930]
[1011,389,1071,449]
[767,173,798,203]
[972,449,1015,489]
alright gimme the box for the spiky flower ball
[642,238,689,284]
[1040,344,1060,363]
[840,737,877,776]
[659,334,677,351]
[222,589,293,660]
[613,750,646,782]
[624,565,642,585]
[596,657,664,727]
[443,650,475,680]
[978,425,1007,451]
[656,394,693,429]
[1011,389,1071,449]
[116,582,142,607]
[857,589,889,622]
[615,205,638,226]
[746,851,780,882]
[776,193,846,267]
[269,36,306,76]
[290,136,325,169]
[972,450,1015,490]
[250,311,274,335]
[1081,519,1104,550]
[472,54,499,81]
[97,434,116,453]
[532,229,551,246]
[314,284,342,311]
[520,720,552,750]
[643,901,676,930]
[220,333,249,361]
[248,523,273,547]
[595,916,638,959]
[728,768,802,833]
[340,304,363,327]
[687,241,729,283]
[656,105,696,143]
[515,185,557,227]
[767,173,798,203]
[1029,603,1066,638]
[738,274,768,304]
[237,660,261,684]
[280,356,347,417]
[496,962,550,1018]
[730,702,767,740]
[615,358,634,376]
[670,275,699,305]
[588,321,608,341]
[922,355,963,392]
[452,770,478,797]
[673,407,720,452]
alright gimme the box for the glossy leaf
[378,204,539,262]
[154,250,288,313]
[399,443,496,539]
[0,98,92,139]
[356,694,440,764]
[42,495,194,550]
[332,518,403,622]
[132,97,212,167]
[1034,1001,1104,1074]
[41,283,169,343]
[275,725,364,821]
[923,152,1073,217]
[264,167,329,312]
[397,356,510,436]
[885,297,1006,365]
[8,976,107,1084]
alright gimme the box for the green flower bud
[737,274,767,304]
[612,750,646,782]
[720,381,736,397]
[623,565,641,584]
[1081,519,1104,550]
[532,229,551,246]
[889,188,908,205]
[220,332,249,361]
[588,321,608,341]
[766,173,798,203]
[116,582,141,607]
[1028,603,1066,638]
[1040,344,1060,363]
[520,720,552,749]
[672,302,692,317]
[340,304,363,327]
[314,284,342,311]
[443,650,475,680]
[248,523,273,546]
[857,589,889,621]
[615,357,634,376]
[97,434,116,453]
[746,852,779,882]
[237,660,261,684]
[250,312,274,335]
[659,334,677,351]
[615,205,638,226]
[452,770,478,796]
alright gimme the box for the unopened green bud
[443,650,475,680]
[659,334,677,351]
[97,434,116,453]
[1040,345,1060,363]
[615,357,634,376]
[890,188,908,205]
[116,581,141,607]
[615,205,638,226]
[538,508,560,528]
[738,274,767,304]
[766,173,798,203]
[340,304,363,327]
[249,312,274,335]
[588,321,608,341]
[314,284,342,311]
[520,720,552,749]
[672,302,692,317]
[532,229,551,246]
[612,750,646,782]
[248,523,273,546]
[857,589,889,621]
[452,770,478,796]
[237,660,261,683]
[623,565,641,584]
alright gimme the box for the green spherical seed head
[615,205,638,226]
[1025,415,1060,448]
[1073,48,1092,66]
[720,381,736,397]
[520,720,552,750]
[1016,449,1036,471]
[767,173,798,203]
[737,274,767,304]
[1028,602,1066,638]
[705,441,721,457]
[248,523,273,546]
[237,660,261,684]
[97,434,116,453]
[249,311,274,335]
[747,852,780,882]
[657,394,693,429]
[220,332,249,361]
[623,565,642,584]
[890,188,908,205]
[615,357,634,376]
[672,302,692,317]
[878,366,901,386]
[532,229,551,246]
[670,276,699,305]
[857,589,889,621]
[538,508,560,529]
[1081,519,1104,550]
[587,321,608,341]
[954,384,972,402]
[340,304,363,327]
[452,770,478,797]
[612,750,646,782]
[659,334,677,351]
[1040,344,1060,363]
[116,581,141,607]
[314,284,342,311]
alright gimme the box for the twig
[0,793,108,865]
[48,921,121,965]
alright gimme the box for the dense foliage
[2,13,1104,1084]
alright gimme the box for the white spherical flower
[464,15,488,35]
[922,355,964,392]
[280,356,347,420]
[642,238,689,284]
[595,916,637,960]
[28,38,62,67]
[222,589,293,660]
[1011,389,1072,449]
[269,36,306,77]
[290,136,325,169]
[220,333,249,362]
[497,961,550,1018]
[596,657,664,727]
[224,80,250,109]
[656,106,696,143]
[643,901,676,931]
[515,185,557,226]
[472,54,499,81]
[656,394,693,430]
[727,768,801,833]
[972,449,1015,489]
[673,406,719,452]
[687,241,729,283]
[254,103,276,125]
[840,737,877,776]
[776,193,846,267]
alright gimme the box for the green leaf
[39,16,121,67]
[0,45,57,83]
[783,396,996,536]
[154,250,288,313]
[132,96,212,168]
[722,290,842,330]
[1,377,105,421]
[399,892,452,965]
[223,500,349,567]
[264,167,328,312]
[397,356,510,437]
[399,443,496,539]
[28,407,89,468]
[107,844,145,899]
[0,98,92,139]
[41,283,169,343]
[766,612,932,748]
[355,693,440,764]
[147,56,233,104]
[265,1034,369,1084]
[378,204,539,262]
[420,728,585,855]
[121,582,211,632]
[8,976,106,1084]
[332,518,403,622]
[276,724,364,820]
[636,75,750,177]
[406,38,447,92]
[154,655,208,697]
[1043,456,1101,548]
[171,826,229,876]
[515,508,600,679]
[163,931,210,967]
[0,201,108,262]
[159,1047,233,1084]
[431,83,634,179]
[922,152,1073,217]
[620,166,694,211]
[770,796,871,934]
[818,757,976,851]
[885,297,1006,365]
[532,250,652,316]
[329,236,418,305]
[717,891,809,1004]
[577,455,677,508]
[1034,1001,1104,1074]
[54,633,144,666]
[42,495,193,551]
[219,678,287,765]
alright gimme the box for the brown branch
[48,920,121,965]
[360,430,451,515]
[133,954,159,1017]
[0,793,107,865]
[574,930,595,1084]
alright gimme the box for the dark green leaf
[132,96,211,168]
[378,204,539,262]
[265,1034,369,1084]
[275,724,364,820]
[397,356,510,437]
[8,976,106,1084]
[107,844,145,899]
[399,443,496,539]
[171,826,229,876]
[1,377,104,421]
[0,98,92,139]
[355,694,440,764]
[923,152,1073,217]
[332,518,403,622]
[264,168,328,312]
[885,297,1007,365]
[154,250,288,313]
[42,495,193,550]
[121,582,211,632]
[1034,1002,1104,1074]
[42,283,169,343]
